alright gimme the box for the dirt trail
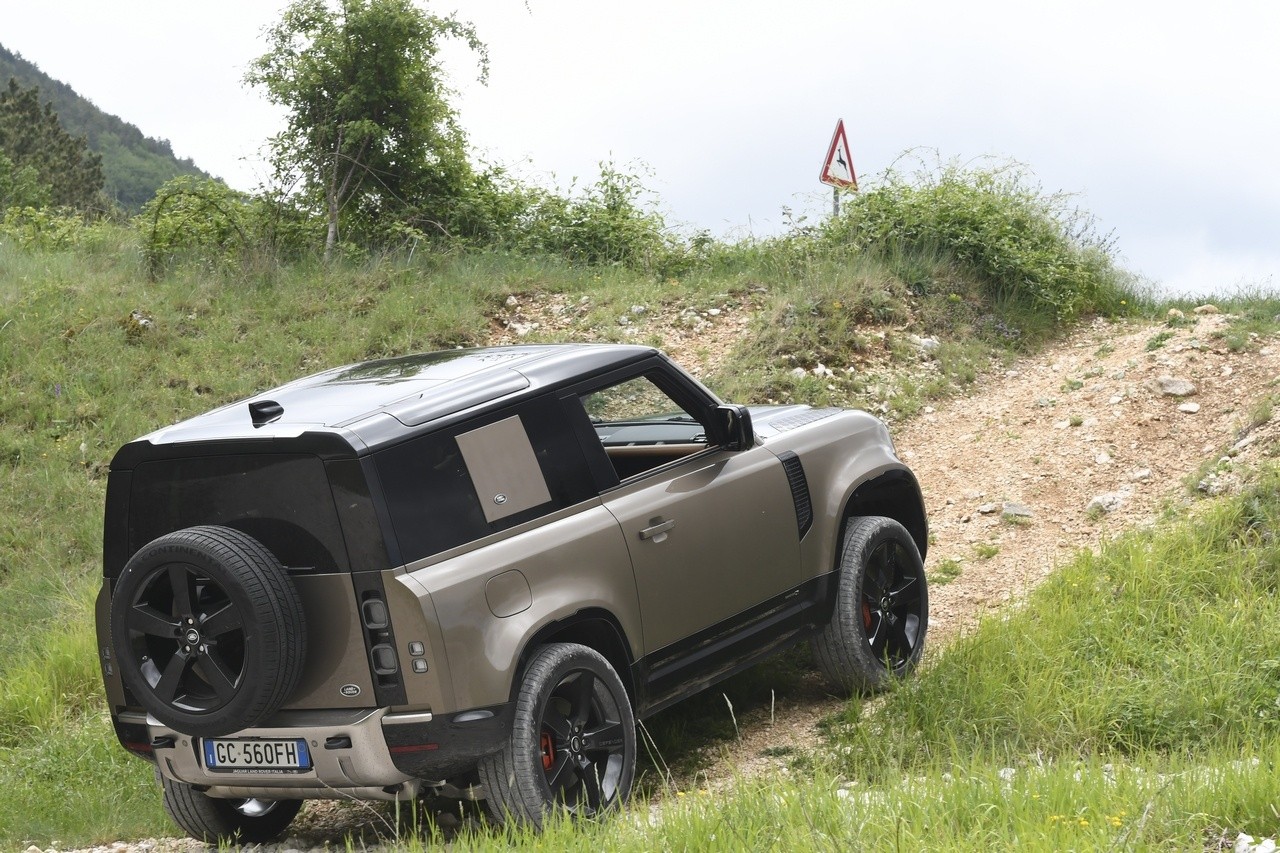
[692,310,1280,784]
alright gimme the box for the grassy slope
[2,226,1278,847]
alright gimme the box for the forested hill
[0,43,208,210]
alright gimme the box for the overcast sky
[7,1,1278,296]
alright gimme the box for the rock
[908,334,941,355]
[1108,395,1124,405]
[707,307,722,316]
[812,363,834,378]
[1053,419,1070,429]
[1236,831,1280,853]
[1233,434,1257,453]
[923,406,935,414]
[1002,502,1032,518]
[504,294,519,307]
[1130,468,1152,482]
[1197,474,1231,496]
[1087,492,1126,514]
[1178,402,1201,414]
[977,502,999,514]
[1166,307,1185,321]
[630,304,647,315]
[1095,452,1112,465]
[789,367,807,380]
[1193,303,1220,315]
[1152,375,1197,397]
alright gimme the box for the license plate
[202,738,312,774]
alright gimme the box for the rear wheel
[813,516,928,694]
[109,525,307,737]
[478,643,635,828]
[160,773,302,844]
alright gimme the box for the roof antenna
[248,399,284,427]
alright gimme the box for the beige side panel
[285,574,374,708]
[406,501,636,711]
[455,415,551,523]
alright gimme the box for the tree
[246,0,488,259]
[0,79,105,212]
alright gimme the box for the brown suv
[96,344,928,842]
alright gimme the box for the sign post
[819,119,857,217]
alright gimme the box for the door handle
[639,518,676,541]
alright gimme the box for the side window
[376,397,595,563]
[580,375,712,481]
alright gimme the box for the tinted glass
[375,397,595,563]
[129,454,348,571]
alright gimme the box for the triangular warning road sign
[820,120,857,189]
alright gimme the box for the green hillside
[0,43,208,210]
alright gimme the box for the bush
[821,157,1127,320]
[137,176,315,278]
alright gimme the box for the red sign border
[819,119,857,189]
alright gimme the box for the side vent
[778,451,813,538]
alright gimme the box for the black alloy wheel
[859,535,927,673]
[110,525,306,737]
[813,515,929,694]
[479,643,635,827]
[536,666,629,814]
[124,562,247,714]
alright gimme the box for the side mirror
[715,404,755,451]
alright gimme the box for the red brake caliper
[862,600,874,631]
[540,730,555,771]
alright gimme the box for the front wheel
[160,773,301,844]
[813,515,928,695]
[478,643,635,828]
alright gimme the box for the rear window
[129,454,348,572]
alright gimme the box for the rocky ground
[49,306,1280,852]
[691,307,1280,790]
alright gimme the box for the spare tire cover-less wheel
[109,525,307,737]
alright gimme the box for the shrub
[821,157,1126,320]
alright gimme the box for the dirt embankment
[693,309,1280,784]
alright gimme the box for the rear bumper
[131,701,515,801]
[142,707,423,801]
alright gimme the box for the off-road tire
[813,515,928,695]
[478,643,635,828]
[160,772,302,843]
[109,525,307,737]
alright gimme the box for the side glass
[580,376,711,481]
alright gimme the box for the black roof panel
[123,344,661,461]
